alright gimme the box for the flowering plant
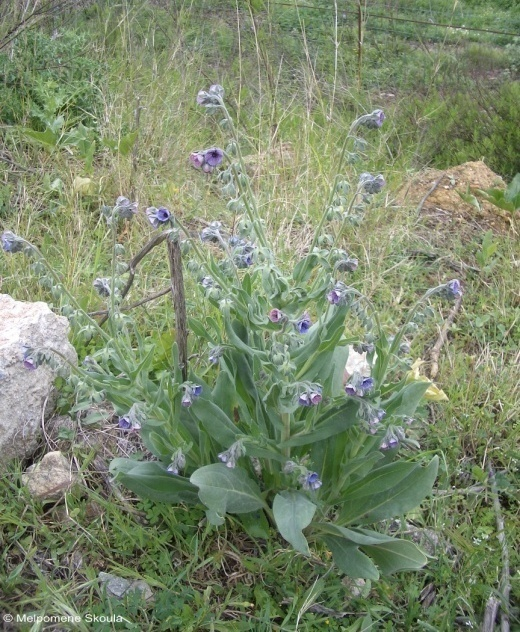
[1,86,462,580]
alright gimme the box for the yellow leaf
[73,176,95,195]
[406,358,448,402]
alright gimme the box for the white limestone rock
[0,294,77,465]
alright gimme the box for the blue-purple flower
[345,372,374,397]
[181,383,202,407]
[117,402,146,431]
[295,312,312,334]
[1,231,25,253]
[380,426,405,450]
[299,471,322,491]
[190,147,225,173]
[23,348,38,371]
[118,415,132,430]
[146,206,173,228]
[359,109,385,129]
[326,281,351,306]
[234,252,254,268]
[268,308,285,323]
[359,172,385,194]
[445,279,463,299]
[298,385,323,407]
[204,147,224,167]
[190,151,205,169]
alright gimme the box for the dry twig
[429,294,463,380]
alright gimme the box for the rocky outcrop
[0,294,77,465]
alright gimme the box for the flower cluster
[190,147,224,173]
[167,448,187,475]
[118,403,146,431]
[114,196,138,219]
[93,277,112,298]
[181,382,202,407]
[327,281,352,306]
[380,426,406,451]
[345,372,374,397]
[1,231,26,254]
[357,109,386,129]
[283,461,323,491]
[298,384,323,407]
[196,84,225,107]
[299,471,323,491]
[359,172,386,194]
[218,441,246,469]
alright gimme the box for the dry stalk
[429,294,462,380]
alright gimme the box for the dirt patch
[397,161,514,240]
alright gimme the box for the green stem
[281,412,292,458]
[21,239,111,343]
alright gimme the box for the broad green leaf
[211,370,237,419]
[190,464,265,519]
[323,535,379,579]
[109,459,199,504]
[21,127,58,147]
[363,540,428,574]
[189,397,239,446]
[382,381,431,417]
[293,253,319,283]
[280,399,360,448]
[188,317,216,343]
[273,492,317,555]
[505,173,520,203]
[118,130,138,156]
[337,457,438,524]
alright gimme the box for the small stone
[22,451,78,501]
[98,572,154,602]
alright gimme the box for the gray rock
[0,294,77,465]
[98,572,154,602]
[22,451,78,500]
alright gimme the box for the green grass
[1,1,519,629]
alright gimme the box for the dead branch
[486,464,511,632]
[167,236,188,382]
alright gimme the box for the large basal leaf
[363,540,428,574]
[109,459,199,504]
[314,523,396,545]
[323,535,380,580]
[337,457,438,525]
[321,527,429,578]
[272,491,317,555]
[190,464,265,525]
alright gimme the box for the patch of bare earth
[397,161,514,242]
